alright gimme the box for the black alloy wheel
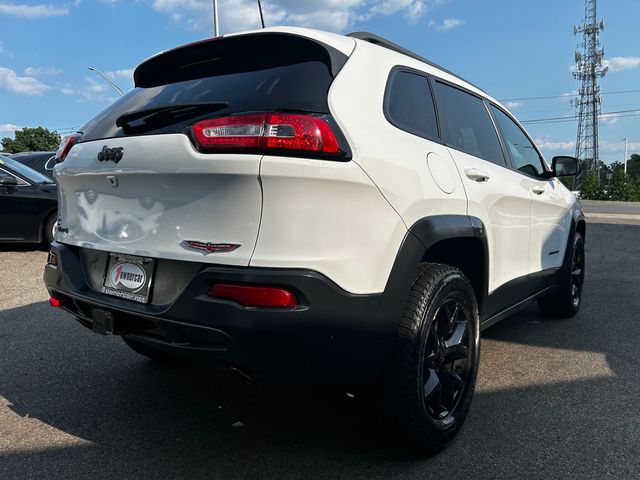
[538,230,585,319]
[569,235,585,308]
[422,296,472,425]
[384,263,480,454]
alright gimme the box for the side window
[0,168,28,186]
[384,69,438,141]
[433,81,505,166]
[490,105,546,177]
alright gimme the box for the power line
[521,108,640,125]
[499,88,640,103]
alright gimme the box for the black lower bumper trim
[44,242,390,384]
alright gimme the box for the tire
[383,263,480,455]
[122,336,180,362]
[44,213,57,245]
[538,231,585,319]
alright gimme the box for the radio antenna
[257,0,265,28]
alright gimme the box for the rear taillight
[55,133,81,163]
[192,113,342,156]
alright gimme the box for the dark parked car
[8,151,56,179]
[0,155,57,243]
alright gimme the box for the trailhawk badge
[181,240,241,255]
[101,253,155,303]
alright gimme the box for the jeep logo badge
[97,146,124,163]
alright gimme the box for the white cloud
[430,17,465,31]
[603,56,640,73]
[105,68,134,79]
[600,140,640,153]
[504,101,522,110]
[79,77,116,103]
[151,0,446,33]
[600,112,621,124]
[0,123,22,135]
[24,66,63,77]
[0,67,50,95]
[534,139,576,151]
[0,2,69,19]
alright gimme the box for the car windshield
[0,155,54,184]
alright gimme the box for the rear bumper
[43,242,391,384]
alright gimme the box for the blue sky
[0,0,638,163]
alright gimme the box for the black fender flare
[558,209,586,284]
[369,215,488,361]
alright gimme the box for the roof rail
[346,31,485,94]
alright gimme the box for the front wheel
[383,263,480,455]
[538,231,585,319]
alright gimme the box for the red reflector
[49,297,63,308]
[192,113,340,154]
[208,284,298,309]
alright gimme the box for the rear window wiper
[116,102,229,132]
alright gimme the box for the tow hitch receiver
[92,309,114,335]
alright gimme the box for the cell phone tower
[573,0,608,177]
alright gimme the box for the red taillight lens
[192,113,341,155]
[55,133,81,163]
[208,284,298,309]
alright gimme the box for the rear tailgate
[55,30,352,266]
[56,135,262,266]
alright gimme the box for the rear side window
[434,81,505,165]
[384,69,438,140]
[489,105,545,177]
[79,34,348,142]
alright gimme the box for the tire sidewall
[416,275,480,432]
[44,213,57,244]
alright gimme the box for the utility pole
[213,0,219,37]
[573,0,608,179]
[622,138,628,174]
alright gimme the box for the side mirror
[552,156,580,177]
[0,174,18,187]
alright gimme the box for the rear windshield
[79,33,349,143]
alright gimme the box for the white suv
[44,27,585,454]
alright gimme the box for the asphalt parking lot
[1,207,639,479]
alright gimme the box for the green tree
[626,154,640,179]
[1,127,61,153]
[579,170,600,199]
[607,169,634,201]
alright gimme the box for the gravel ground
[0,217,638,479]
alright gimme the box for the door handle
[531,185,546,195]
[464,168,490,182]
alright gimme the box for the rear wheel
[538,231,585,319]
[122,336,180,362]
[383,263,480,455]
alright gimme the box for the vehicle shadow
[0,223,637,479]
[0,242,48,252]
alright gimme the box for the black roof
[346,31,485,94]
